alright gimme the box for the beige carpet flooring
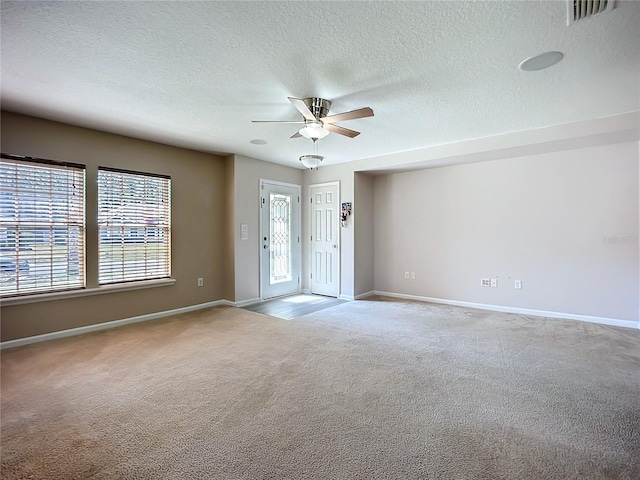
[1,297,639,479]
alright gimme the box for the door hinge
[310,235,313,241]
[310,197,313,203]
[310,273,313,279]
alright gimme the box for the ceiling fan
[252,97,374,140]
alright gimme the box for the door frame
[259,179,302,301]
[308,181,340,297]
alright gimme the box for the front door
[260,180,301,299]
[310,182,340,297]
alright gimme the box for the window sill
[0,278,176,307]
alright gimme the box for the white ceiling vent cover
[567,0,615,25]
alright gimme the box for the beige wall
[354,172,374,297]
[373,142,639,322]
[2,111,637,342]
[224,155,236,302]
[0,112,229,341]
[232,154,302,303]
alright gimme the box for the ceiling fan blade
[290,131,302,138]
[323,124,360,138]
[321,107,374,125]
[288,97,317,121]
[252,120,305,124]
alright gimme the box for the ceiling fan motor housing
[303,98,331,119]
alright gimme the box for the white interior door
[260,180,301,299]
[310,182,339,297]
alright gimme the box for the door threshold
[241,293,347,320]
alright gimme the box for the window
[97,167,171,284]
[0,155,86,296]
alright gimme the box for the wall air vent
[567,0,615,25]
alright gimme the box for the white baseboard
[355,291,376,300]
[301,289,311,294]
[6,291,636,350]
[0,299,231,350]
[234,297,261,308]
[373,291,639,330]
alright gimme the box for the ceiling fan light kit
[299,121,329,140]
[300,154,323,170]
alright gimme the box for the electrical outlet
[481,278,491,287]
[491,278,498,288]
[515,280,522,289]
[197,277,204,287]
[404,272,410,279]
[410,272,416,279]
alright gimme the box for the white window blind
[0,155,86,296]
[98,167,171,285]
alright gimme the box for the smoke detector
[567,0,615,25]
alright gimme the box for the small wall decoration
[341,202,352,227]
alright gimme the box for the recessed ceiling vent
[567,0,615,25]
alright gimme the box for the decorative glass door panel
[270,193,292,284]
[260,181,300,299]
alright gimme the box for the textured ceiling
[1,1,639,168]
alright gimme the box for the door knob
[332,245,337,248]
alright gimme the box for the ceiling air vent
[567,0,615,25]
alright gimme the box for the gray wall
[354,172,374,297]
[373,141,639,322]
